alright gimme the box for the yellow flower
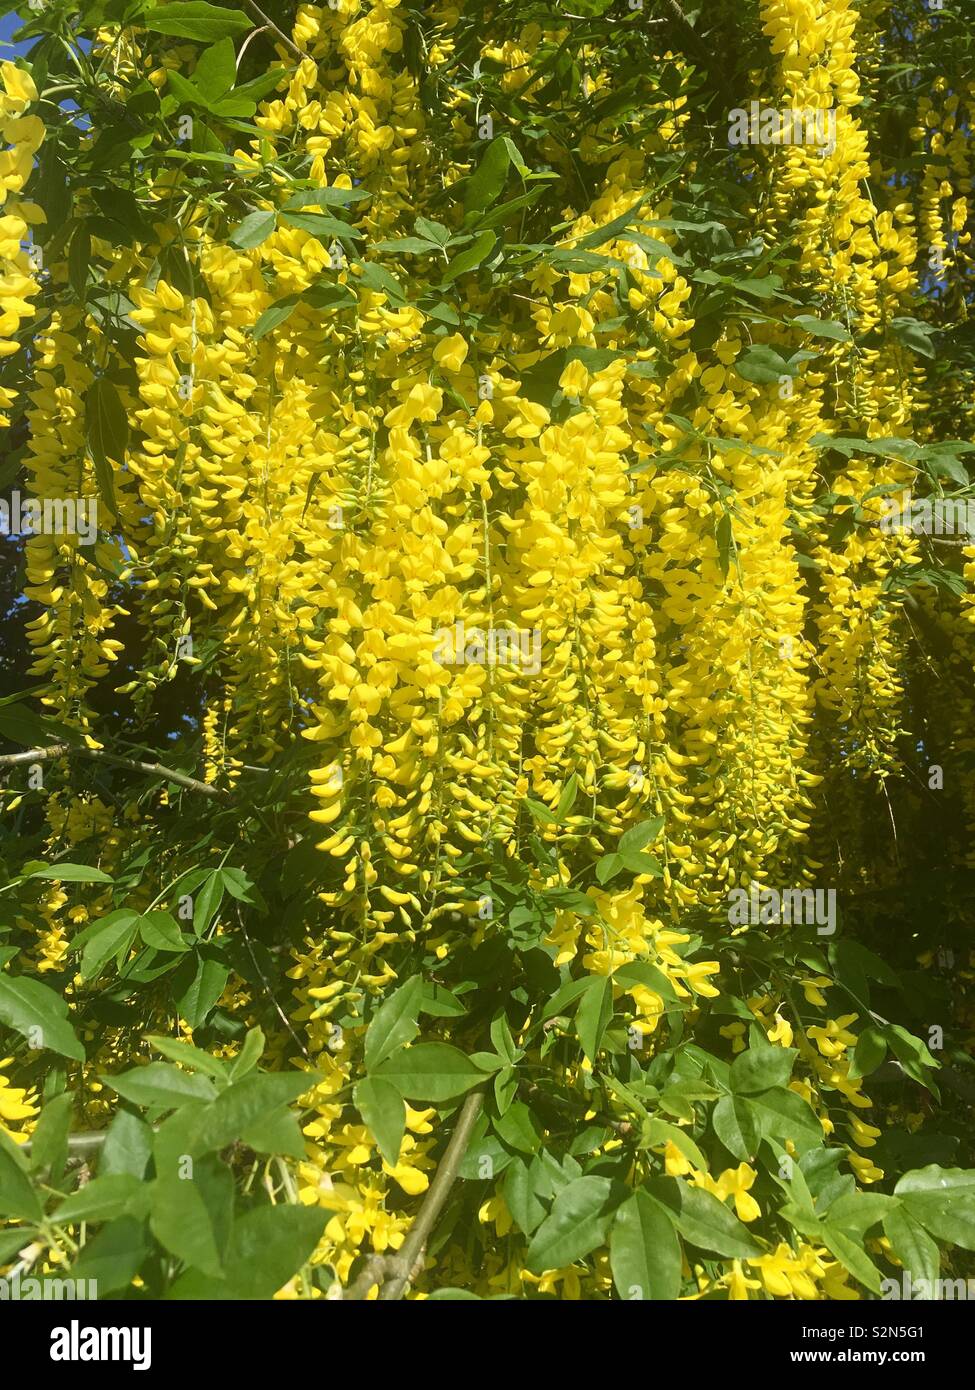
[0,1057,38,1140]
[848,1150,884,1184]
[725,1259,762,1300]
[748,1243,820,1300]
[767,1012,794,1047]
[719,1021,747,1053]
[712,1164,762,1222]
[680,960,721,998]
[433,333,468,373]
[1,61,37,106]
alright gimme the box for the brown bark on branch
[240,0,304,61]
[378,1087,486,1301]
[0,744,229,800]
[342,1088,486,1301]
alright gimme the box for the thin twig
[235,904,312,1063]
[0,744,229,800]
[240,0,304,61]
[18,1132,106,1156]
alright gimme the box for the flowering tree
[0,0,974,1302]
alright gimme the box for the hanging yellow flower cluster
[3,0,972,1302]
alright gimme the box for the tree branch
[19,1132,105,1156]
[240,0,304,62]
[0,744,229,800]
[341,1088,485,1301]
[378,1087,485,1301]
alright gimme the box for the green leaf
[355,261,406,306]
[189,1071,312,1153]
[191,37,237,102]
[712,1094,760,1161]
[541,977,593,1020]
[283,187,371,211]
[820,1223,883,1294]
[354,1077,405,1165]
[443,230,496,283]
[494,1065,518,1114]
[745,1087,823,1148]
[595,853,623,885]
[222,1205,328,1299]
[85,377,128,517]
[145,1035,229,1080]
[219,866,260,905]
[848,1025,887,1080]
[895,1167,975,1251]
[70,1217,148,1295]
[229,209,276,249]
[420,982,466,1018]
[575,975,613,1062]
[891,316,936,359]
[574,198,648,251]
[555,774,580,820]
[143,3,253,41]
[53,1173,149,1226]
[612,960,682,1004]
[253,294,300,339]
[230,66,288,105]
[490,1012,518,1063]
[644,1119,707,1171]
[619,850,663,877]
[495,1101,541,1155]
[372,236,441,256]
[364,975,423,1070]
[503,1155,547,1234]
[150,1175,223,1277]
[414,216,451,247]
[793,313,850,341]
[729,1041,797,1094]
[139,911,191,954]
[75,911,140,983]
[885,1025,939,1092]
[734,344,792,384]
[192,870,224,936]
[172,946,229,1027]
[105,1062,217,1110]
[825,1190,894,1238]
[98,1111,153,1180]
[240,1108,305,1158]
[29,1091,73,1181]
[883,1206,939,1290]
[610,1189,681,1300]
[280,210,361,240]
[0,703,57,747]
[70,909,139,957]
[525,1176,619,1273]
[167,66,209,110]
[523,795,557,826]
[374,1043,487,1102]
[670,1180,760,1258]
[30,863,114,883]
[716,511,733,578]
[619,816,665,854]
[0,1140,43,1221]
[229,1025,265,1080]
[0,974,85,1061]
[0,1228,30,1265]
[463,137,511,215]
